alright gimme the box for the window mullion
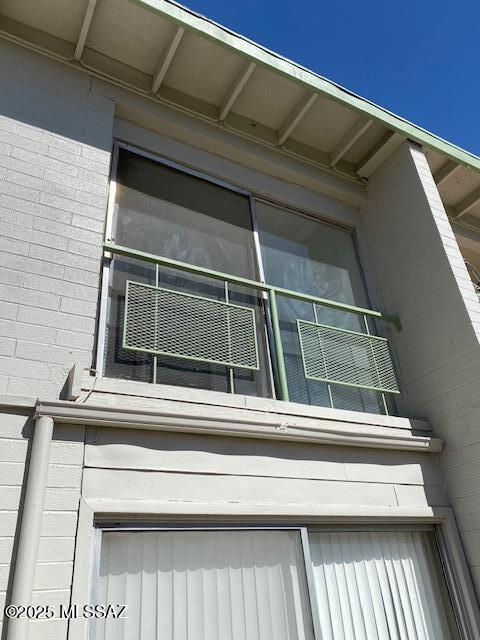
[249,195,277,400]
[300,527,323,640]
[96,141,119,377]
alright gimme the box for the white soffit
[164,30,246,106]
[0,0,479,230]
[294,97,360,153]
[86,0,174,75]
[232,66,307,131]
[1,0,88,43]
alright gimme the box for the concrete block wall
[362,141,480,597]
[0,40,112,639]
[0,410,84,640]
[0,409,31,636]
[0,40,114,399]
[28,424,84,640]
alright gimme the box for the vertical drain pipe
[6,414,54,640]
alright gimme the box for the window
[99,144,399,414]
[255,201,391,414]
[103,148,271,398]
[94,527,459,640]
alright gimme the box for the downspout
[6,414,54,640]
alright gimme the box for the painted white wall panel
[362,140,480,598]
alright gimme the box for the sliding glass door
[94,526,459,640]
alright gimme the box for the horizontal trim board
[83,374,431,432]
[96,524,436,532]
[0,394,38,409]
[86,497,440,520]
[35,400,441,452]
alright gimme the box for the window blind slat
[97,530,314,640]
[309,530,457,640]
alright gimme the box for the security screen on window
[102,146,396,414]
[104,149,270,397]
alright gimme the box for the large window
[94,527,459,640]
[103,148,271,398]
[99,144,399,414]
[255,201,389,414]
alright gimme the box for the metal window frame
[113,140,252,196]
[89,521,460,640]
[96,140,277,393]
[95,143,119,377]
[433,525,473,640]
[249,195,277,397]
[248,194,399,411]
[96,140,399,406]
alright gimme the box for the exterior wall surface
[0,39,110,639]
[362,141,480,596]
[0,409,84,640]
[81,426,446,511]
[0,409,31,637]
[0,36,479,640]
[0,40,113,399]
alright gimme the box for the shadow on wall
[0,39,114,152]
[0,39,115,400]
[83,425,448,509]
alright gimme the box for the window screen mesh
[104,150,271,397]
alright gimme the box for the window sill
[42,370,441,453]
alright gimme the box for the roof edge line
[128,0,480,172]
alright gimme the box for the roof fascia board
[128,0,480,173]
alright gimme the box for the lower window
[94,527,459,639]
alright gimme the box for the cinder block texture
[0,413,83,639]
[362,141,480,598]
[0,40,114,398]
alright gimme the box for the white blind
[308,530,458,640]
[96,530,314,640]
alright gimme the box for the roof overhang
[1,0,480,232]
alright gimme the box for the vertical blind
[95,529,458,640]
[97,530,314,640]
[309,530,458,640]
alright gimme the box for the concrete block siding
[363,141,480,597]
[0,39,114,399]
[0,40,109,639]
[0,412,84,639]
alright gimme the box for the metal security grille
[123,281,259,370]
[297,320,400,394]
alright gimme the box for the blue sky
[183,0,480,155]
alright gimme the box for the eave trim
[129,0,480,173]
